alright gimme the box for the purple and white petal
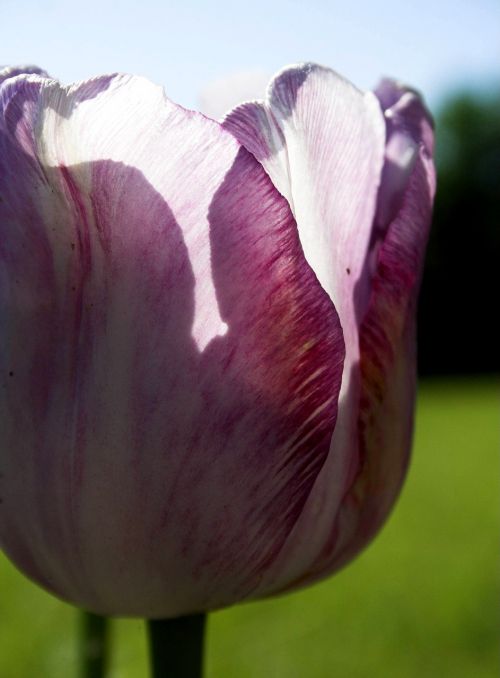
[277,79,435,588]
[312,82,436,577]
[224,64,389,589]
[0,72,345,616]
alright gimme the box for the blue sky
[2,0,499,112]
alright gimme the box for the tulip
[0,62,435,621]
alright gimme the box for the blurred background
[1,0,498,676]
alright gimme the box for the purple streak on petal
[202,147,345,598]
[0,90,86,598]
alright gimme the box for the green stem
[79,611,110,678]
[147,613,206,678]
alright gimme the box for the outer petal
[319,169,434,576]
[0,72,344,616]
[223,65,434,592]
[315,82,436,577]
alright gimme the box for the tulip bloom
[0,63,435,618]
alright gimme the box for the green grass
[1,378,497,677]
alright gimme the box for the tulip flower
[0,62,435,627]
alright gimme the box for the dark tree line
[418,88,500,375]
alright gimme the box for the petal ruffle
[0,72,344,616]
